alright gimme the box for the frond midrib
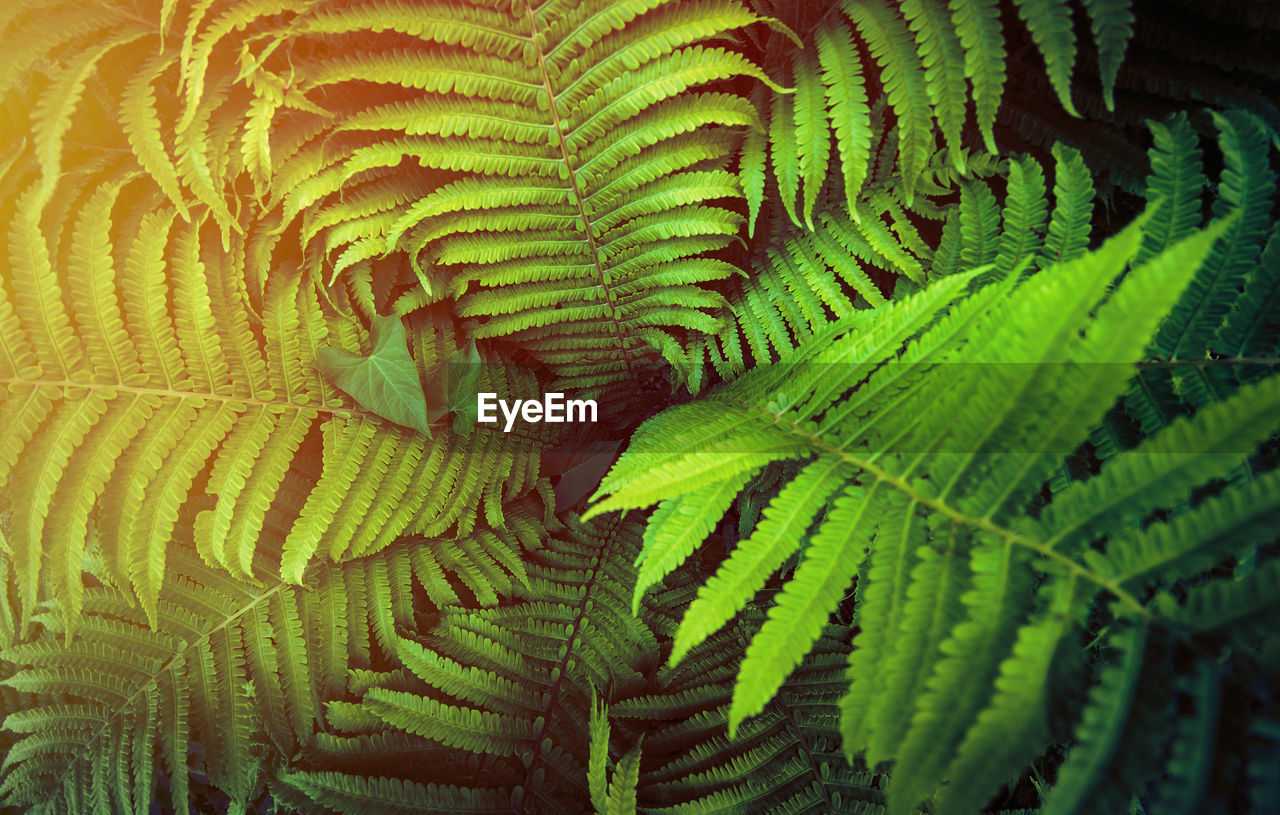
[753,402,1154,619]
[0,375,351,419]
[65,567,300,787]
[523,5,639,386]
[516,524,612,815]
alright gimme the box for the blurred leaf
[446,338,483,433]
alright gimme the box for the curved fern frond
[694,137,1033,388]
[589,203,1280,812]
[277,770,511,815]
[0,154,547,628]
[1127,110,1278,434]
[238,0,782,409]
[615,600,885,814]
[752,0,1134,225]
[0,514,538,814]
[1014,0,1079,117]
[314,517,659,814]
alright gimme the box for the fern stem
[514,519,610,815]
[0,375,351,416]
[775,692,848,811]
[523,5,640,388]
[77,573,296,779]
[756,405,1155,619]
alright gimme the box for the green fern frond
[1126,110,1277,435]
[589,201,1280,812]
[1080,0,1134,111]
[0,174,545,626]
[691,136,1039,388]
[750,0,1133,228]
[1038,142,1095,267]
[950,0,1006,153]
[993,154,1049,277]
[614,603,883,814]
[1014,0,1079,117]
[1156,111,1276,359]
[311,518,658,814]
[903,0,969,172]
[225,0,782,405]
[277,770,511,815]
[1039,619,1147,814]
[0,512,538,813]
[816,21,873,214]
[842,0,934,203]
[1136,112,1207,264]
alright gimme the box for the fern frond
[615,604,882,814]
[121,53,192,222]
[277,770,511,815]
[2,184,546,626]
[843,0,933,202]
[861,516,971,766]
[1015,0,1079,117]
[29,27,148,214]
[589,202,1280,813]
[930,571,1082,815]
[1040,619,1147,815]
[1080,0,1134,110]
[816,21,873,211]
[793,49,829,229]
[1127,111,1277,433]
[752,0,1134,220]
[729,483,882,735]
[241,0,780,406]
[1136,112,1206,264]
[319,518,658,814]
[993,154,1049,277]
[0,510,542,813]
[668,455,852,669]
[1139,661,1221,815]
[632,471,755,614]
[950,0,1006,153]
[1155,110,1275,361]
[902,0,969,170]
[1213,222,1280,366]
[1038,142,1095,267]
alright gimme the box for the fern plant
[0,506,547,813]
[277,517,659,815]
[693,126,1088,390]
[587,115,1280,813]
[993,0,1280,197]
[610,586,884,814]
[235,0,790,407]
[744,0,1135,228]
[0,0,568,632]
[0,201,548,630]
[2,0,1278,813]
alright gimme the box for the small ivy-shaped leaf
[316,314,431,437]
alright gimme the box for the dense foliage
[0,0,1277,813]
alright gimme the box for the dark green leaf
[315,314,431,437]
